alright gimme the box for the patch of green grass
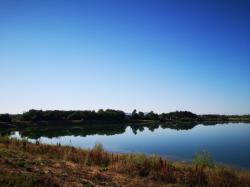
[16,159,32,169]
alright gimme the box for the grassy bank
[0,137,250,187]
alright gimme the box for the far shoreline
[1,109,250,126]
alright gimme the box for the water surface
[8,122,250,168]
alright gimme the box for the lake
[6,122,250,168]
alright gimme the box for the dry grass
[0,136,250,187]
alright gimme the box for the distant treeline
[0,109,250,123]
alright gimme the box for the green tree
[0,114,11,122]
[131,109,138,119]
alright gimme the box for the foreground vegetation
[0,137,250,187]
[0,109,250,124]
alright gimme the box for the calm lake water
[8,122,250,168]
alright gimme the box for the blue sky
[0,0,249,114]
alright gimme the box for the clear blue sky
[0,0,249,114]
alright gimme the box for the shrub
[193,150,214,168]
[92,142,104,152]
